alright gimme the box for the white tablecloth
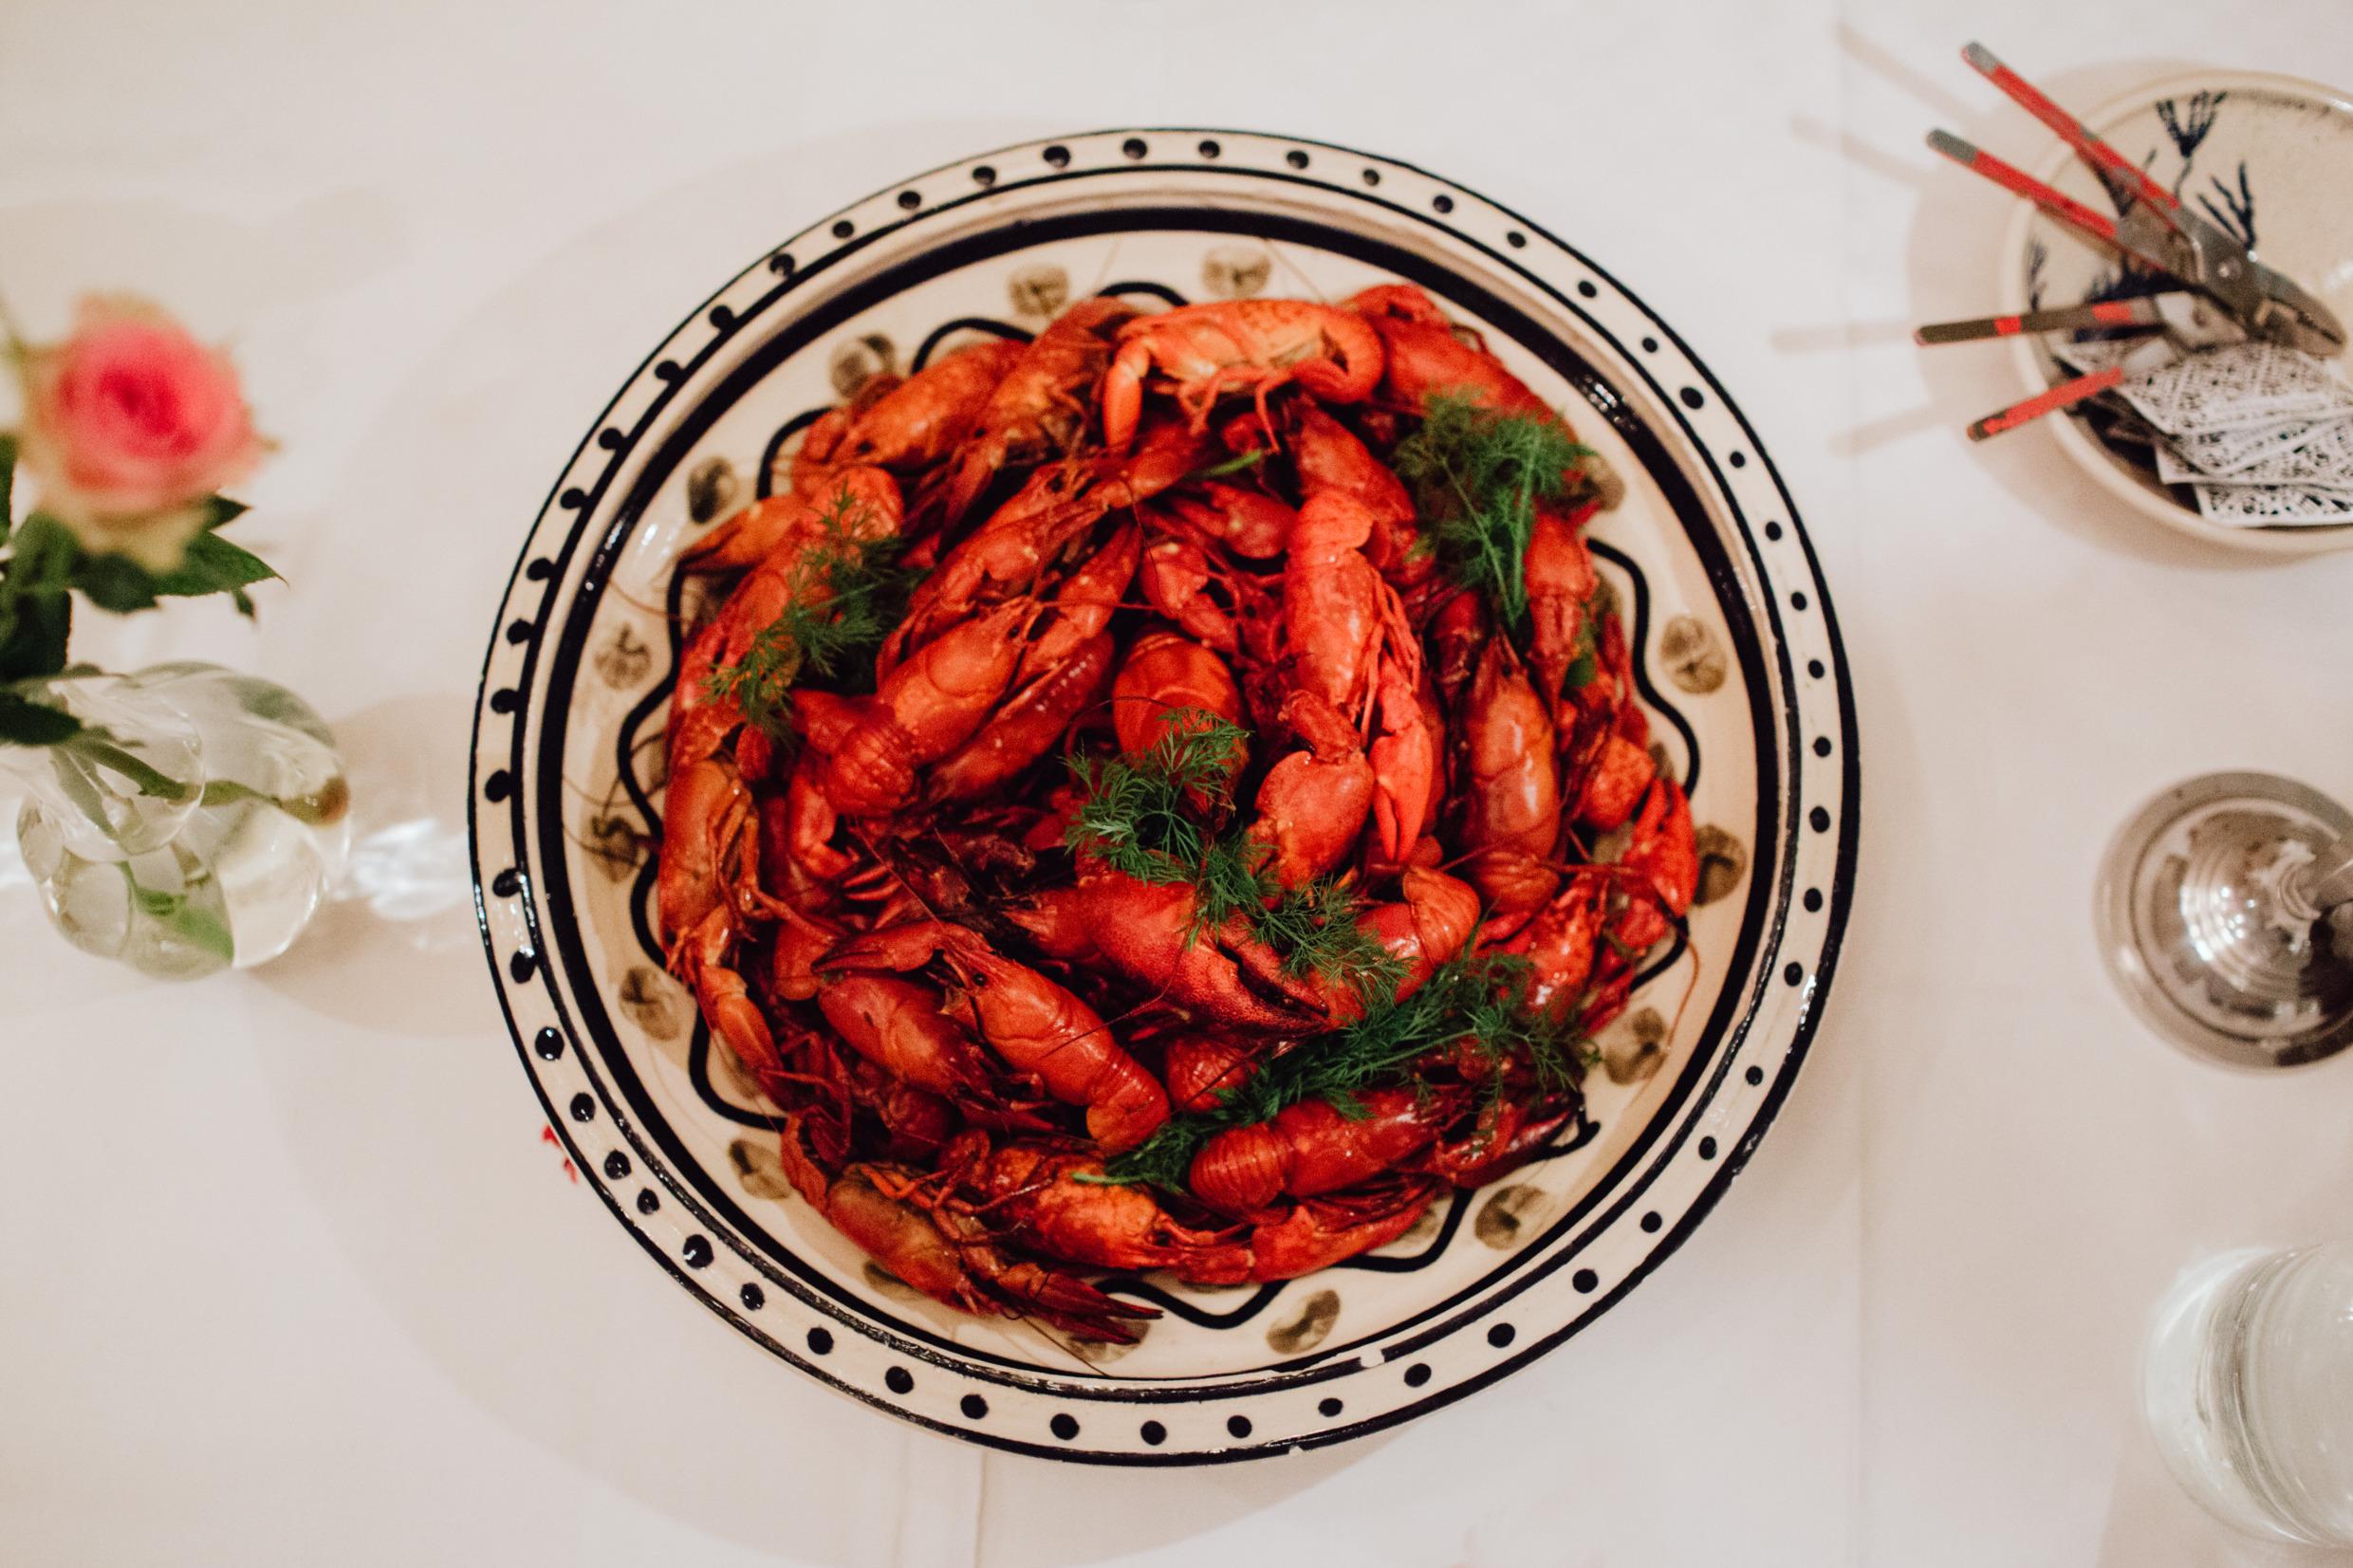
[5,2,2352,1563]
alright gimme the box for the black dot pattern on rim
[1698,1136,1719,1160]
[1785,962,1806,986]
[485,769,513,801]
[806,1326,832,1355]
[491,867,521,898]
[533,1026,563,1061]
[1403,1362,1432,1387]
[636,1189,658,1215]
[1813,736,1833,758]
[1577,280,1597,298]
[1361,168,1380,186]
[1121,137,1147,160]
[1746,1064,1765,1086]
[560,487,585,507]
[740,1282,764,1311]
[1730,451,1749,468]
[885,1367,914,1394]
[597,428,622,450]
[1641,336,1659,352]
[896,190,919,211]
[568,1093,594,1122]
[708,304,733,328]
[1227,1414,1252,1439]
[1678,387,1705,410]
[1640,1211,1662,1233]
[1487,1322,1516,1348]
[1286,149,1309,169]
[1804,888,1824,913]
[1044,144,1070,167]
[1140,1419,1167,1445]
[603,1151,629,1179]
[1810,805,1832,833]
[1432,194,1454,213]
[831,219,855,240]
[490,688,519,714]
[1319,1396,1343,1417]
[653,360,680,382]
[1764,521,1783,541]
[1792,591,1809,611]
[769,251,794,275]
[1573,1268,1599,1293]
[1507,231,1528,249]
[972,165,995,187]
[1807,658,1825,678]
[504,619,533,645]
[682,1235,713,1268]
[961,1393,988,1419]
[1051,1413,1080,1441]
[509,950,536,983]
[1197,138,1221,158]
[525,558,554,581]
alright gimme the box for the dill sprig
[1096,951,1592,1190]
[1259,876,1411,997]
[1190,448,1268,481]
[1391,392,1594,630]
[1063,711,1248,882]
[700,488,916,740]
[1063,716,1411,1003]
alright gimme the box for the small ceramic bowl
[471,129,1858,1462]
[1998,69,2353,555]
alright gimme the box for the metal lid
[2095,771,2353,1069]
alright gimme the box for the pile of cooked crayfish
[657,283,1698,1342]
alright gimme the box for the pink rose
[19,295,264,567]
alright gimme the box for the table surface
[5,2,2352,1563]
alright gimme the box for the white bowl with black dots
[469,128,1858,1464]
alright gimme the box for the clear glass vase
[2144,1241,2353,1545]
[2,662,350,980]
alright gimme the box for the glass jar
[2143,1240,2353,1546]
[1,662,350,980]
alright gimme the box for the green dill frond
[1189,448,1268,481]
[1391,392,1594,630]
[1145,710,1249,804]
[1188,836,1277,940]
[1095,950,1591,1191]
[697,486,917,741]
[1259,876,1412,1003]
[1063,710,1247,880]
[702,618,803,742]
[792,487,918,679]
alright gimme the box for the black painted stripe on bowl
[910,315,1035,372]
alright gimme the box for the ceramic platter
[2002,70,2353,553]
[470,130,1857,1463]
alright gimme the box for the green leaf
[126,872,234,962]
[0,433,17,544]
[72,552,161,613]
[0,692,81,746]
[0,515,80,679]
[152,532,280,606]
[199,495,249,531]
[8,514,81,590]
[1564,649,1598,690]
